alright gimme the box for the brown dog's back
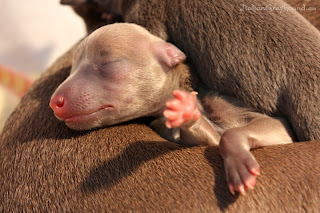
[0,44,319,212]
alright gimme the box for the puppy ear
[152,41,186,69]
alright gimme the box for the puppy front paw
[163,90,201,128]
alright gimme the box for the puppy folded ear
[152,41,186,69]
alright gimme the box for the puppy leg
[164,90,220,146]
[219,117,293,195]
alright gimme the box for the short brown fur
[1,0,320,211]
[285,0,320,30]
[0,40,319,212]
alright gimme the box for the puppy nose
[50,95,70,119]
[50,95,65,109]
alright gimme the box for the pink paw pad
[164,90,200,128]
[224,154,260,195]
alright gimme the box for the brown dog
[0,43,319,210]
[67,0,320,33]
[1,1,320,211]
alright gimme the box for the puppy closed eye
[100,59,130,79]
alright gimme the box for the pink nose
[51,96,65,108]
[50,95,67,118]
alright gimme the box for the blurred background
[0,0,86,131]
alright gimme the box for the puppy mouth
[63,105,115,127]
